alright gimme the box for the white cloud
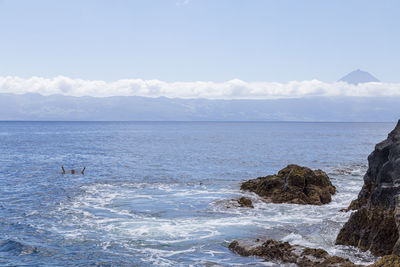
[0,76,400,99]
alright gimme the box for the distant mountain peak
[338,69,380,84]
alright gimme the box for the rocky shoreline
[229,239,360,266]
[230,120,400,266]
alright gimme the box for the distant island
[0,93,399,121]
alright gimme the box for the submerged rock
[241,164,336,205]
[229,239,358,266]
[237,197,254,208]
[336,120,400,256]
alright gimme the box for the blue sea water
[0,121,396,266]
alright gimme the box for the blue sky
[0,0,399,82]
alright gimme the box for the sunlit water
[0,122,395,266]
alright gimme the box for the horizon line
[0,120,396,123]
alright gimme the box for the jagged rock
[336,120,400,256]
[237,197,254,208]
[229,239,359,266]
[370,255,400,266]
[241,164,336,205]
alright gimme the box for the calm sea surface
[0,122,395,266]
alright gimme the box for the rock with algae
[237,197,254,208]
[229,239,359,266]
[370,255,400,267]
[336,120,400,256]
[241,164,336,205]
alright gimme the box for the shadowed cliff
[336,120,400,256]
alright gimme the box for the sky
[0,0,399,98]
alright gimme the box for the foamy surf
[50,164,376,266]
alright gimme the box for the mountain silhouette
[338,69,380,84]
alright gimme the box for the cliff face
[336,120,400,256]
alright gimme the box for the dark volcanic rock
[336,120,400,256]
[237,197,254,208]
[229,239,359,266]
[241,164,336,205]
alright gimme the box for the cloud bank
[0,76,400,99]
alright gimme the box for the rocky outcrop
[237,197,254,208]
[241,164,336,205]
[229,239,359,266]
[336,120,400,256]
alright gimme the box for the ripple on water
[0,240,39,256]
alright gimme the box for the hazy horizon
[1,93,399,122]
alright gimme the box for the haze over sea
[0,121,395,266]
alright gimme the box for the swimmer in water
[62,166,86,175]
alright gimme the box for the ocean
[0,121,395,266]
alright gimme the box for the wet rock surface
[229,239,359,266]
[336,120,400,256]
[370,255,400,267]
[237,197,254,208]
[241,164,336,205]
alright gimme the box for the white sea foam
[281,233,316,247]
[51,164,376,266]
